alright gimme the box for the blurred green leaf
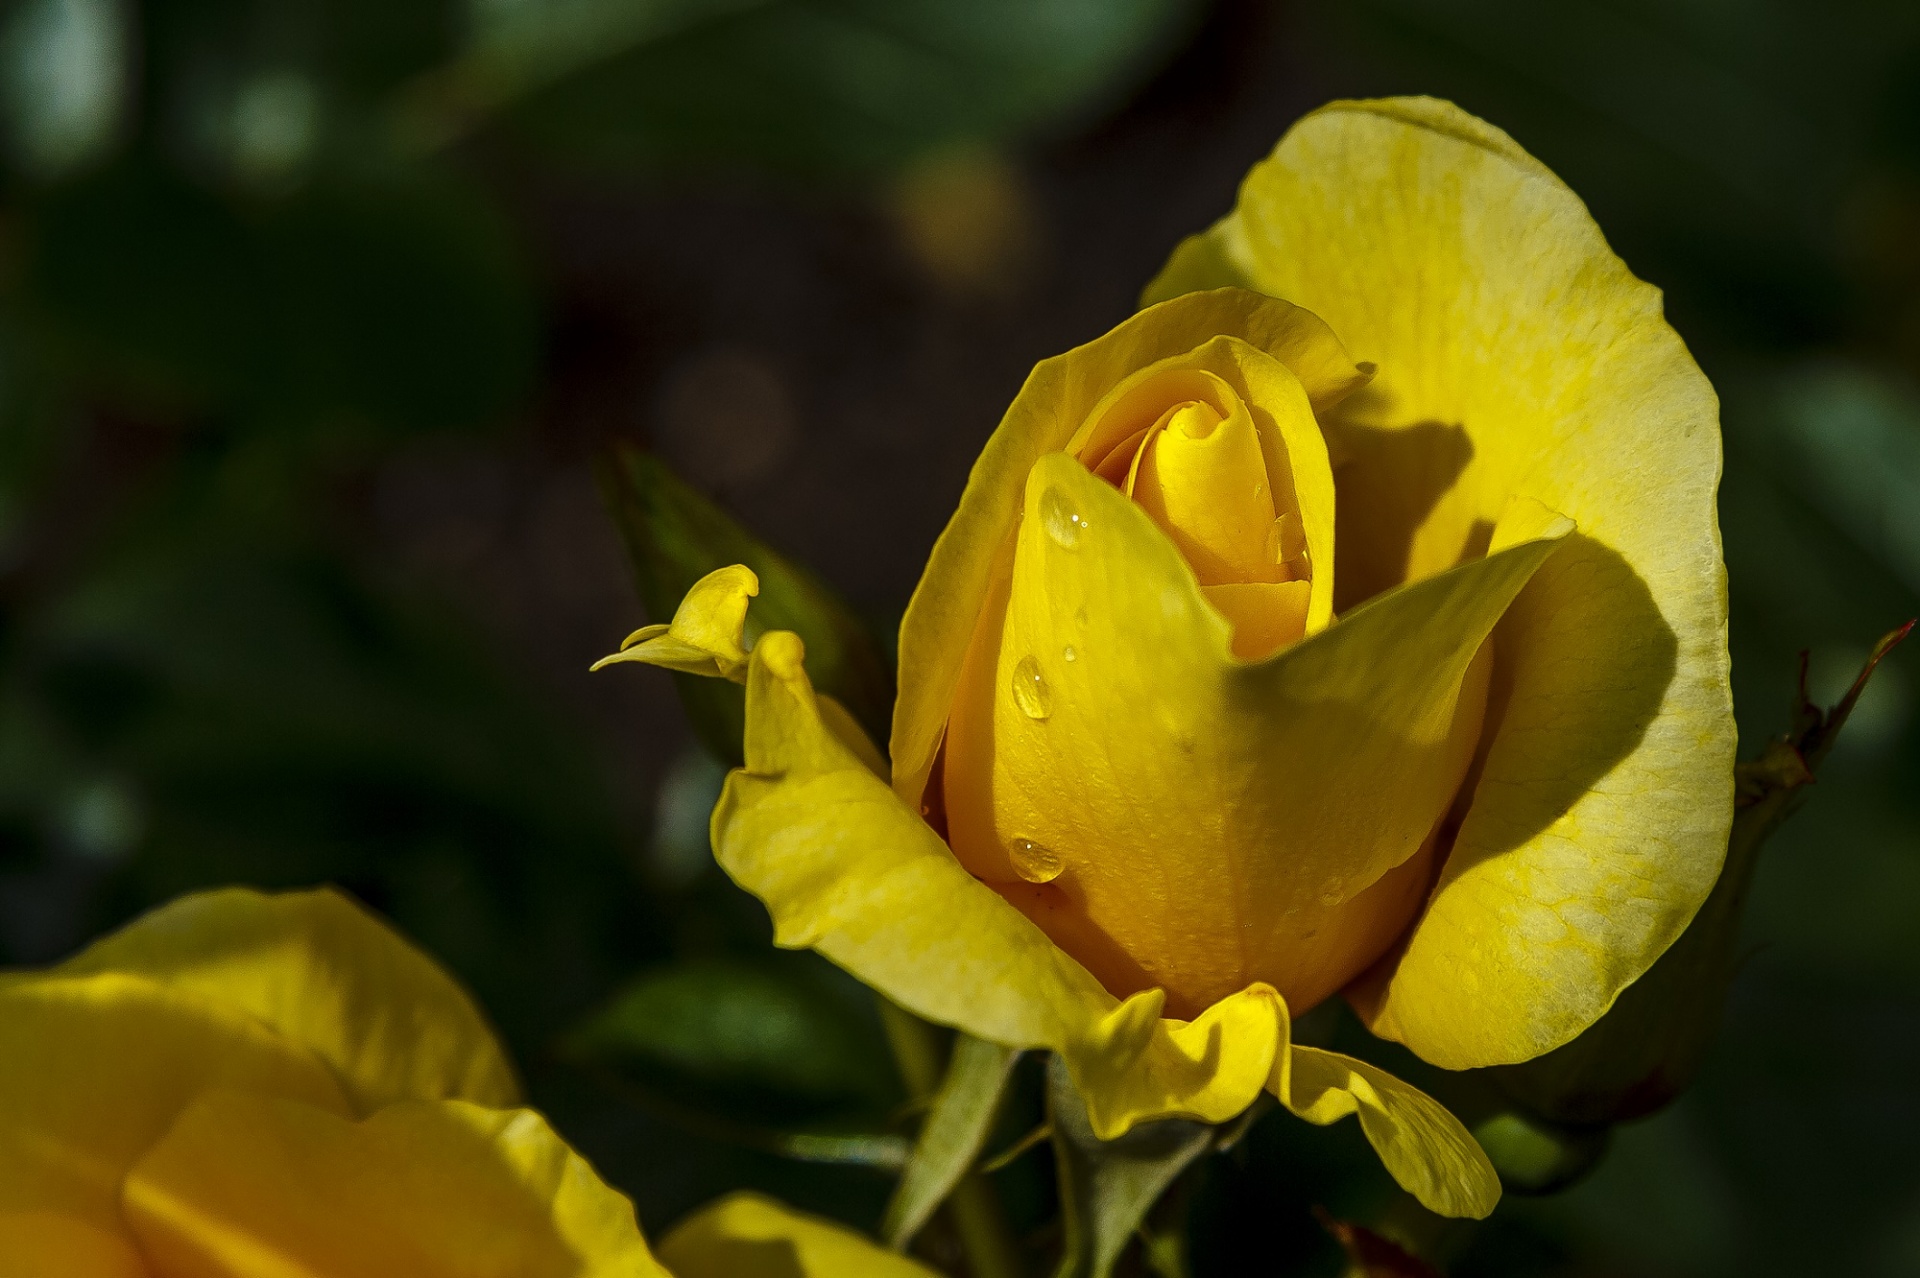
[0,458,652,1035]
[416,0,1199,176]
[562,954,900,1123]
[883,1032,1021,1249]
[0,0,129,179]
[25,159,537,434]
[598,444,894,763]
[1769,363,1920,595]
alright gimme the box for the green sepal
[1469,1110,1610,1196]
[1047,1054,1218,1278]
[883,1033,1023,1249]
[1489,622,1913,1125]
[596,444,895,764]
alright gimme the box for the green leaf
[1490,623,1915,1125]
[561,954,900,1123]
[1047,1054,1216,1278]
[597,444,895,763]
[410,0,1200,177]
[883,1033,1022,1248]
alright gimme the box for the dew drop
[1010,837,1063,884]
[1062,645,1077,663]
[1011,656,1053,719]
[1040,487,1087,548]
[1266,513,1304,566]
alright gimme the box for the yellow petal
[1067,335,1339,635]
[0,973,348,1238]
[714,629,1275,1137]
[1070,984,1283,1137]
[59,886,518,1113]
[1144,96,1734,1068]
[1202,580,1311,660]
[892,289,1366,813]
[658,1192,938,1278]
[1131,394,1275,585]
[943,455,1567,1018]
[123,1094,666,1278]
[0,1212,147,1278]
[711,625,1496,1224]
[592,564,759,682]
[1275,1045,1499,1220]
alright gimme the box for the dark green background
[0,0,1914,1274]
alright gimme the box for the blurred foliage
[0,0,1918,1275]
[425,0,1203,175]
[562,953,901,1125]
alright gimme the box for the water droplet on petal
[1040,487,1087,548]
[1062,645,1077,663]
[1011,656,1052,719]
[1266,512,1304,566]
[1010,837,1063,883]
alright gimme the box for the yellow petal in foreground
[4,886,905,1277]
[1145,97,1734,1069]
[659,1193,939,1278]
[0,973,349,1239]
[55,887,519,1114]
[124,1093,666,1278]
[707,619,1498,1216]
[0,1212,148,1278]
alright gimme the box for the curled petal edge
[593,564,761,683]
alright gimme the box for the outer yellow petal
[892,288,1368,811]
[1275,1046,1499,1220]
[1145,97,1734,1068]
[58,886,518,1113]
[944,455,1567,1017]
[593,564,759,682]
[711,628,1497,1215]
[0,973,349,1238]
[0,1212,147,1278]
[124,1093,666,1278]
[658,1192,938,1278]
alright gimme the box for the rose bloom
[605,97,1731,1217]
[0,888,933,1278]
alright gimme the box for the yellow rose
[600,97,1732,1218]
[0,887,934,1278]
